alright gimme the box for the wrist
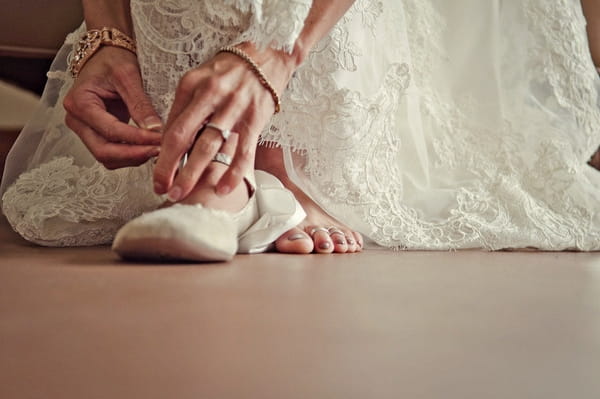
[70,27,137,78]
[235,42,304,88]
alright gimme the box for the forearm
[582,0,600,67]
[82,0,133,36]
[291,0,356,66]
[238,0,355,86]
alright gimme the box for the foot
[255,145,364,254]
[113,135,254,262]
[590,147,600,171]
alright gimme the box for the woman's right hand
[63,46,163,169]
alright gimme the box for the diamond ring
[206,123,232,141]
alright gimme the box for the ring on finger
[206,122,232,141]
[310,227,330,237]
[212,152,232,166]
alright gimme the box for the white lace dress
[2,0,600,250]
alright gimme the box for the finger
[65,114,160,169]
[153,92,216,194]
[65,91,162,146]
[112,64,164,131]
[165,70,209,130]
[216,117,257,196]
[170,132,239,202]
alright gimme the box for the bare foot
[590,147,600,171]
[255,145,364,254]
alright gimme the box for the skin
[64,0,363,254]
[582,0,600,170]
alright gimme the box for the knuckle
[132,99,153,115]
[62,93,77,114]
[228,164,245,181]
[153,167,170,184]
[103,120,121,141]
[169,130,191,147]
[197,139,220,155]
[204,76,223,94]
[180,70,197,86]
[177,169,198,187]
[237,146,255,164]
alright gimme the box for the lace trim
[262,0,600,250]
[2,157,161,246]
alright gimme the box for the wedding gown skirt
[2,0,600,250]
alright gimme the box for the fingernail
[319,242,331,250]
[149,147,160,157]
[154,181,165,194]
[167,186,182,202]
[142,117,163,132]
[288,233,308,241]
[216,185,231,196]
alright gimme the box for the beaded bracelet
[218,45,282,114]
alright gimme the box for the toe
[343,230,358,253]
[329,229,349,253]
[307,226,334,254]
[275,228,314,254]
[353,231,364,252]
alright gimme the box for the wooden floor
[1,216,600,398]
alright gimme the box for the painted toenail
[288,233,308,241]
[319,242,331,250]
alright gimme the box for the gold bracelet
[218,45,282,114]
[69,27,137,79]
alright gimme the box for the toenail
[335,239,345,245]
[319,242,331,250]
[288,233,308,241]
[347,238,355,245]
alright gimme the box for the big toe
[275,228,314,254]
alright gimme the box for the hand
[63,46,163,169]
[152,43,297,201]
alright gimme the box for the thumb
[113,65,163,132]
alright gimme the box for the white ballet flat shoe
[112,203,245,261]
[112,170,306,262]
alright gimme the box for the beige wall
[0,0,83,57]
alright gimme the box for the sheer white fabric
[2,0,600,249]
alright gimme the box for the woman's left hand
[152,43,299,201]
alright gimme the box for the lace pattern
[263,0,600,250]
[2,157,160,246]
